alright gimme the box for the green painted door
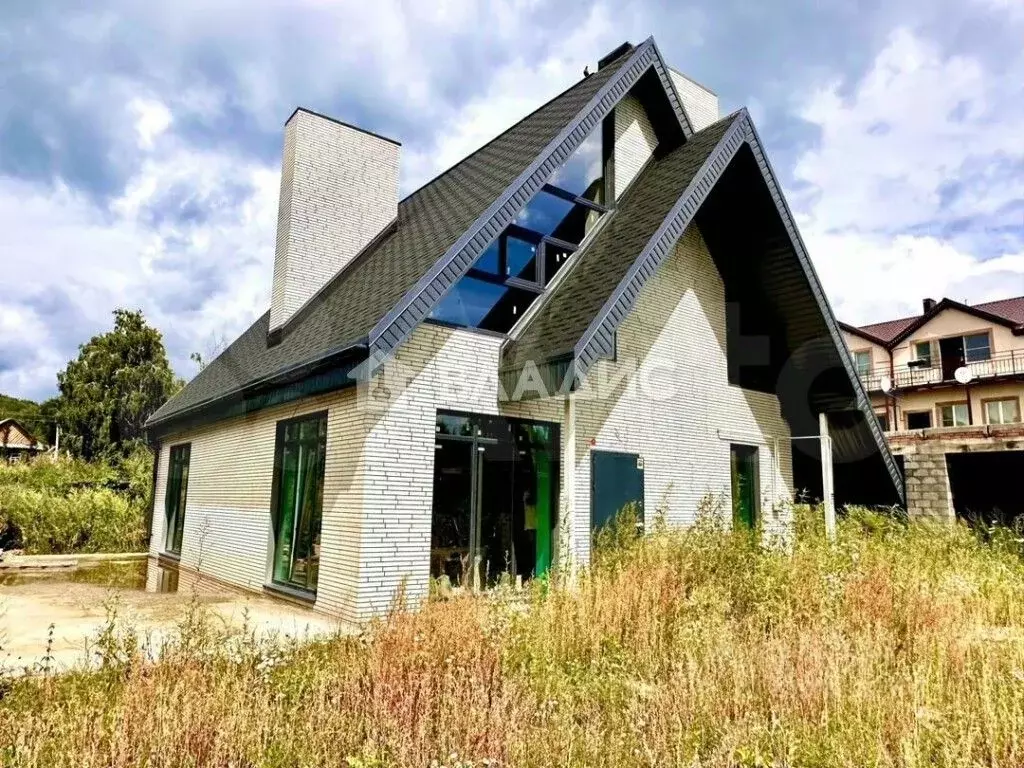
[730,444,760,529]
[590,450,645,534]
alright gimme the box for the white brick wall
[150,226,792,621]
[269,110,400,331]
[354,324,562,619]
[568,225,793,563]
[613,95,658,199]
[150,388,369,622]
[669,69,720,131]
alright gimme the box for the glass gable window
[429,125,609,334]
[964,333,991,362]
[163,444,191,555]
[270,412,328,593]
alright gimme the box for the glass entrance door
[431,412,558,588]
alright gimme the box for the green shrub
[0,453,150,554]
[0,484,146,554]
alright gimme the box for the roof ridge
[856,293,1024,330]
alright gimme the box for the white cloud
[129,98,173,150]
[0,136,278,399]
[792,26,1024,325]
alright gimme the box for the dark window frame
[268,410,329,595]
[163,443,192,556]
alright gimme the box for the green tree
[57,309,180,459]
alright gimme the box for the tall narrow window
[270,412,327,593]
[853,350,871,378]
[163,444,191,555]
[730,444,760,529]
[912,341,932,366]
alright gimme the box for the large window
[963,332,992,363]
[430,128,612,334]
[270,412,327,593]
[985,398,1021,425]
[163,444,191,555]
[938,402,970,428]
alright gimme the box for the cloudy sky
[2,0,1022,400]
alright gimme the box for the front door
[590,450,645,535]
[730,444,760,529]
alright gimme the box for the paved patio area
[0,559,346,674]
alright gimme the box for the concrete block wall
[270,109,400,331]
[669,69,720,131]
[569,225,794,563]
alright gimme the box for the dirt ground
[0,560,347,674]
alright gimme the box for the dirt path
[0,563,347,673]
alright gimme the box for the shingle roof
[503,113,738,371]
[849,295,1024,345]
[148,55,631,426]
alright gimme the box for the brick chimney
[269,108,400,332]
[922,297,937,313]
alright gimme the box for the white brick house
[146,38,901,623]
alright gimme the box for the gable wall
[569,225,794,563]
[355,323,563,619]
[613,95,657,199]
[0,421,36,448]
[669,70,719,131]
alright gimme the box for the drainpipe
[887,347,896,431]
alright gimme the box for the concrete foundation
[889,424,1024,522]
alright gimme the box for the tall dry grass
[3,506,1024,767]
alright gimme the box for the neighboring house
[0,418,45,461]
[146,38,901,622]
[842,296,1024,523]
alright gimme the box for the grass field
[3,506,1024,767]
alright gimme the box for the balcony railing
[858,349,1024,392]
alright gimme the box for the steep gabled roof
[843,295,1024,348]
[502,109,903,501]
[149,38,691,432]
[504,114,739,373]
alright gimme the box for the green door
[730,444,760,529]
[590,450,645,534]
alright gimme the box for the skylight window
[429,127,610,334]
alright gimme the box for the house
[145,38,902,622]
[842,296,1024,524]
[0,418,46,462]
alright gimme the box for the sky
[1,0,1022,401]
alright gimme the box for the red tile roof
[849,295,1024,345]
[974,295,1024,326]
